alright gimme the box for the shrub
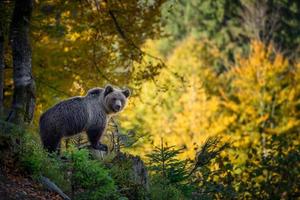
[0,122,68,191]
[66,149,118,200]
[146,139,195,199]
[150,176,184,200]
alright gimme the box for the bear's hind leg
[42,133,62,153]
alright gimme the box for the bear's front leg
[97,143,108,152]
[87,127,108,152]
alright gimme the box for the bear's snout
[113,100,122,112]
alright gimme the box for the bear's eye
[112,97,117,101]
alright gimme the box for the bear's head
[102,84,130,114]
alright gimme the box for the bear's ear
[122,88,131,98]
[104,84,114,96]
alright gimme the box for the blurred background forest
[0,0,299,199]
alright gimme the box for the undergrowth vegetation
[0,121,238,200]
[0,124,120,200]
[0,117,299,199]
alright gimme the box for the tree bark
[0,26,4,116]
[7,0,35,124]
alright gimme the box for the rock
[113,152,149,191]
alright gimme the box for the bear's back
[40,97,89,137]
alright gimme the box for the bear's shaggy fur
[39,85,130,152]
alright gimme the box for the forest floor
[0,162,62,200]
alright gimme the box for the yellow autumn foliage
[221,41,300,157]
[121,37,228,159]
[121,39,300,162]
[121,37,300,165]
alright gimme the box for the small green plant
[150,177,184,200]
[17,132,69,191]
[66,148,118,200]
[146,137,234,200]
[0,121,69,191]
[146,138,194,199]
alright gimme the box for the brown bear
[39,84,130,153]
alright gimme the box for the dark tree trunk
[0,1,7,117]
[7,0,35,124]
[0,27,4,116]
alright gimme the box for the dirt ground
[0,167,63,200]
